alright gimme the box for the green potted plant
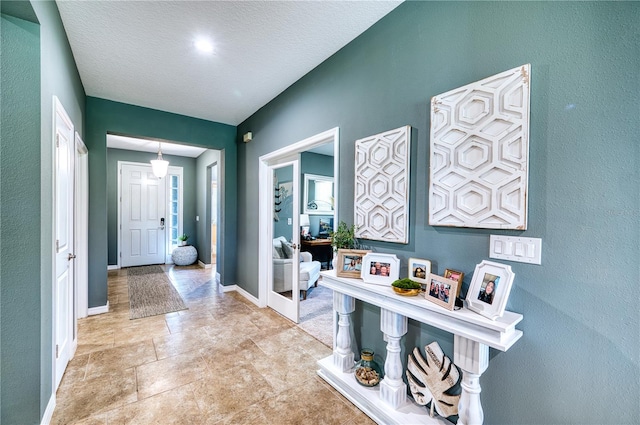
[329,221,359,268]
[178,234,189,246]
[329,221,358,251]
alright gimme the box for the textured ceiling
[56,0,402,126]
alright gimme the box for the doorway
[258,128,339,326]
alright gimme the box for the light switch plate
[490,235,542,265]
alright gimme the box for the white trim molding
[41,394,56,425]
[230,285,261,307]
[198,260,213,269]
[107,265,120,270]
[88,302,109,316]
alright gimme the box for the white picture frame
[360,253,400,286]
[408,257,431,291]
[466,260,515,320]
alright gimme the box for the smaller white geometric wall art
[354,125,410,244]
[429,64,531,229]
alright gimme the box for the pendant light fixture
[150,142,169,178]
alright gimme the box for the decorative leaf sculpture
[406,341,462,418]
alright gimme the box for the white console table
[317,270,523,425]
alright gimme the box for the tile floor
[51,265,374,425]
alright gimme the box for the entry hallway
[52,265,374,424]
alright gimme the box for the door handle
[68,253,76,261]
[292,243,298,250]
[160,217,165,230]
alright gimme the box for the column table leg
[454,334,489,425]
[379,308,408,409]
[333,291,355,372]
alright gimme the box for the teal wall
[0,12,41,424]
[1,0,85,421]
[237,2,639,424]
[85,97,237,307]
[106,148,198,265]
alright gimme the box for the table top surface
[302,238,332,245]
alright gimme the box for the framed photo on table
[336,249,371,278]
[443,268,464,297]
[360,253,400,285]
[408,258,432,292]
[425,274,459,311]
[466,260,515,320]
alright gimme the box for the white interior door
[120,163,166,267]
[54,97,75,389]
[268,159,300,323]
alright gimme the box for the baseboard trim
[232,285,261,307]
[41,393,56,425]
[198,260,213,269]
[88,301,109,316]
[107,265,120,270]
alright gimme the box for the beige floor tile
[106,384,203,424]
[191,364,275,423]
[199,339,264,374]
[85,340,157,379]
[153,327,216,359]
[203,314,263,341]
[58,353,90,390]
[226,378,359,425]
[135,350,208,400]
[51,368,137,424]
[250,344,320,393]
[164,310,215,334]
[114,319,170,346]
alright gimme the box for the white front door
[54,97,75,389]
[267,158,300,323]
[120,163,166,267]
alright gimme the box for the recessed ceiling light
[194,37,214,54]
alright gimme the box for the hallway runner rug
[127,265,188,319]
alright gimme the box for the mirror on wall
[303,174,334,215]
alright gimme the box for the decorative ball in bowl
[391,278,422,296]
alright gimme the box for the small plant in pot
[178,234,189,246]
[329,221,358,268]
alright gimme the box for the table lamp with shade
[300,214,311,239]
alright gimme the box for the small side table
[172,245,197,266]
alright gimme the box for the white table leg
[454,335,489,425]
[333,291,355,372]
[379,308,407,409]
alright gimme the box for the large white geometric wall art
[354,125,411,244]
[429,64,531,230]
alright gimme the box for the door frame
[258,127,340,308]
[116,161,183,268]
[207,161,219,266]
[74,132,89,321]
